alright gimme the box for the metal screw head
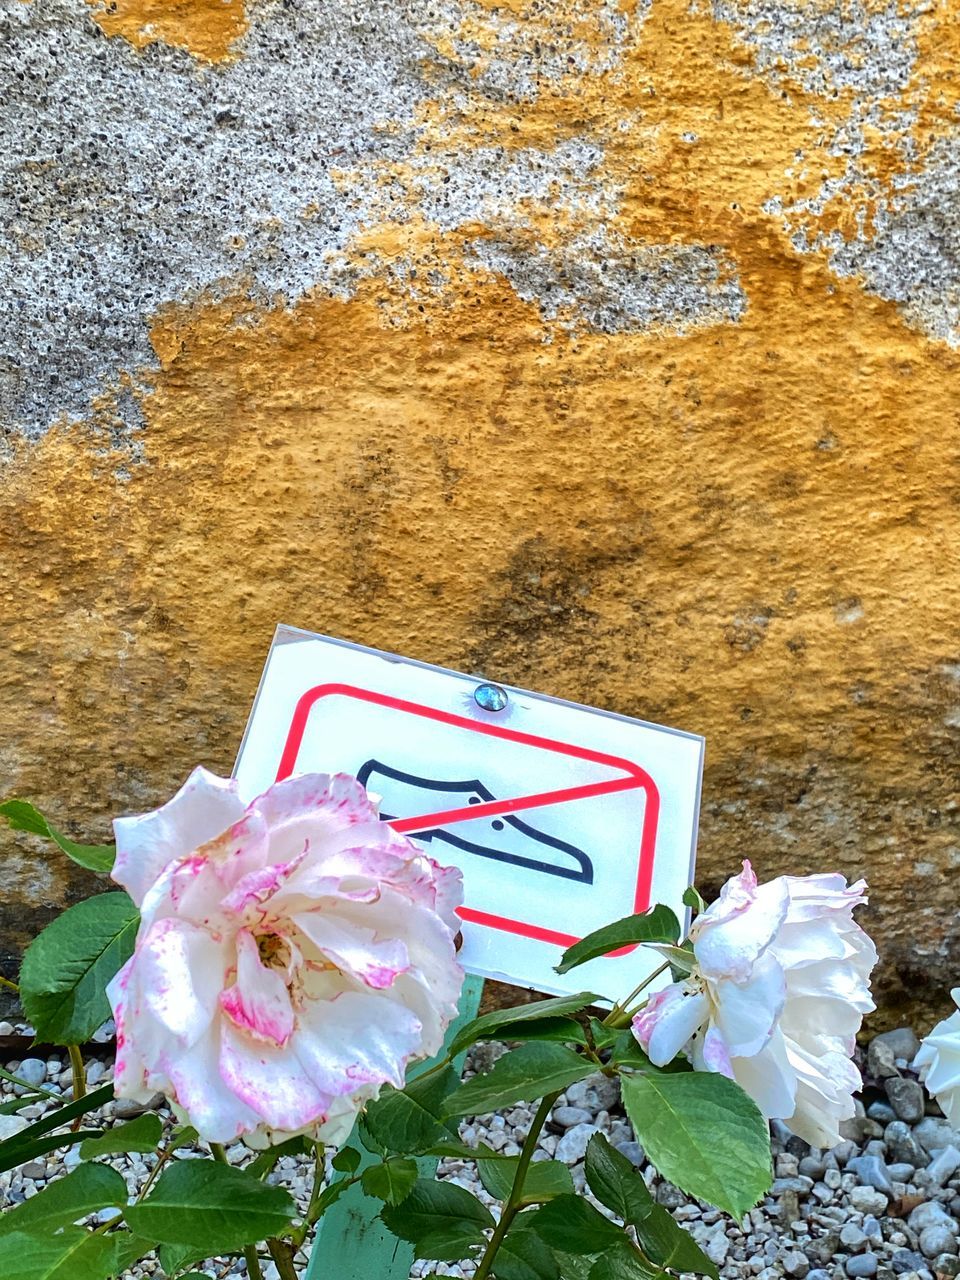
[474,682,509,712]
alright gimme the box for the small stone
[656,1182,685,1209]
[919,1227,956,1260]
[0,1115,28,1140]
[807,1270,832,1280]
[891,1252,927,1276]
[778,1189,800,1225]
[800,1156,827,1179]
[0,1021,14,1035]
[841,1224,868,1251]
[932,1255,960,1277]
[868,1040,900,1080]
[863,1217,884,1245]
[886,1122,927,1166]
[782,1250,810,1277]
[914,1118,960,1155]
[555,1123,600,1164]
[850,1187,889,1215]
[846,1253,879,1278]
[777,1153,801,1177]
[873,1028,921,1062]
[887,1163,916,1182]
[886,1078,926,1125]
[113,1093,165,1120]
[565,1074,620,1112]
[833,1139,859,1166]
[926,1144,960,1187]
[868,1101,899,1124]
[772,1176,814,1195]
[20,1160,46,1179]
[552,1106,593,1129]
[907,1203,958,1235]
[614,1141,644,1168]
[824,1167,843,1190]
[705,1233,730,1266]
[16,1059,46,1090]
[85,1061,106,1085]
[848,1155,896,1197]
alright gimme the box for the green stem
[0,1064,64,1104]
[0,975,19,994]
[266,1237,299,1280]
[211,1143,264,1280]
[604,959,671,1028]
[473,1090,560,1280]
[67,1045,86,1131]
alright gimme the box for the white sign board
[234,627,704,1000]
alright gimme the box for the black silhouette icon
[357,760,594,884]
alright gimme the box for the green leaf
[79,1113,163,1159]
[246,1133,307,1179]
[587,1019,619,1051]
[444,1044,594,1117]
[380,1178,494,1261]
[554,1252,598,1280]
[112,1234,155,1274]
[620,1071,771,1218]
[125,1158,296,1252]
[477,1156,574,1205]
[19,892,139,1043]
[361,1158,419,1205]
[422,1140,514,1161]
[331,1145,361,1174]
[363,1066,460,1154]
[682,886,706,915]
[157,1243,208,1278]
[555,909,680,976]
[588,1241,666,1280]
[0,800,116,875]
[584,1135,716,1277]
[0,1164,127,1239]
[449,993,601,1056]
[482,1017,590,1047]
[0,1083,114,1174]
[527,1196,623,1255]
[0,1229,118,1280]
[493,1221,560,1280]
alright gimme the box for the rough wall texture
[1,0,958,1025]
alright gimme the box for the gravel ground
[2,1023,959,1280]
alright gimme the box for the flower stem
[0,975,19,994]
[604,959,671,1028]
[472,1090,560,1280]
[67,1044,86,1131]
[266,1237,300,1280]
[211,1143,264,1280]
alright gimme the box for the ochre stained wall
[1,0,958,1024]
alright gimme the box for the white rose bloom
[915,990,960,1128]
[632,861,877,1148]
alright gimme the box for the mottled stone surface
[1,0,959,1022]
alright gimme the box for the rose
[915,990,960,1127]
[632,861,877,1147]
[107,768,464,1146]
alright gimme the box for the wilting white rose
[107,768,464,1146]
[915,990,960,1128]
[632,861,877,1147]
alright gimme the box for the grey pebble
[564,1074,620,1112]
[918,1226,957,1260]
[891,1251,927,1275]
[113,1093,165,1120]
[555,1123,600,1164]
[614,1140,644,1168]
[887,1163,917,1182]
[782,1250,810,1277]
[932,1256,960,1277]
[913,1117,960,1155]
[807,1270,832,1280]
[885,1078,926,1125]
[773,1176,814,1195]
[848,1154,895,1197]
[850,1187,890,1215]
[552,1106,593,1129]
[907,1201,958,1234]
[867,1040,900,1080]
[873,1029,921,1062]
[886,1122,926,1166]
[20,1160,46,1179]
[800,1156,827,1179]
[846,1252,879,1278]
[840,1224,868,1251]
[16,1058,46,1089]
[867,1101,898,1124]
[926,1144,960,1186]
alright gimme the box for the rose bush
[632,861,877,1147]
[108,768,464,1146]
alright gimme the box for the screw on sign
[232,625,705,1280]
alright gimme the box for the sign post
[233,626,704,1279]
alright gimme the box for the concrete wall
[1,0,958,1024]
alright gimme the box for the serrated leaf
[449,993,601,1057]
[620,1072,771,1218]
[584,1135,716,1277]
[0,1164,127,1239]
[157,1243,207,1277]
[0,1228,118,1280]
[527,1196,623,1255]
[80,1113,163,1159]
[361,1157,419,1205]
[126,1159,295,1251]
[444,1044,594,1117]
[0,800,116,875]
[363,1066,460,1154]
[477,1156,574,1205]
[422,1140,513,1161]
[482,1017,590,1047]
[380,1178,494,1261]
[0,1084,114,1175]
[19,892,139,1043]
[588,1241,666,1280]
[493,1221,560,1280]
[331,1145,361,1174]
[554,1252,598,1280]
[112,1234,155,1273]
[555,909,680,976]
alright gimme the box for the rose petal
[113,767,246,907]
[220,929,296,1048]
[293,910,410,990]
